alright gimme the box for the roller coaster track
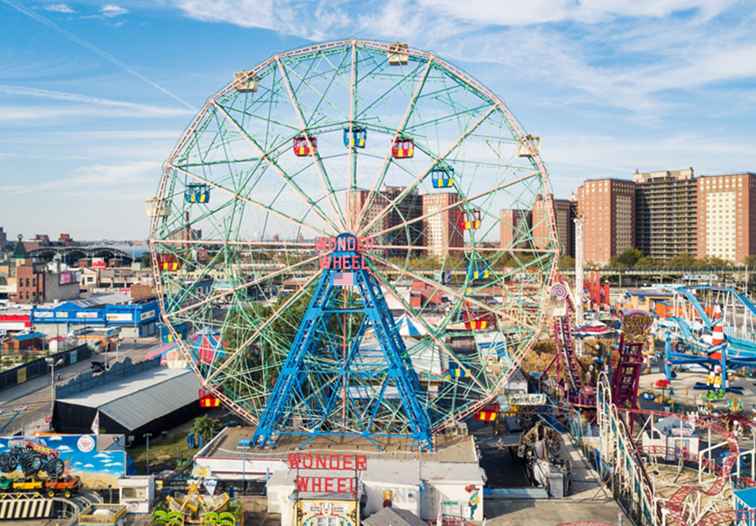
[596,373,747,526]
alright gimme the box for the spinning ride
[149,40,558,449]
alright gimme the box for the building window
[122,487,147,500]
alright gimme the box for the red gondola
[293,135,318,157]
[159,254,181,272]
[391,137,414,159]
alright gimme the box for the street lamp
[45,357,64,428]
[143,432,153,474]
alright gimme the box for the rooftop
[58,367,199,431]
[199,425,479,465]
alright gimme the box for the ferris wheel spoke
[367,263,489,394]
[169,163,333,238]
[359,105,497,237]
[357,59,433,232]
[151,238,316,251]
[368,252,537,332]
[348,40,358,205]
[276,57,349,230]
[205,270,321,385]
[167,254,321,319]
[211,101,342,234]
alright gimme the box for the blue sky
[1,0,755,239]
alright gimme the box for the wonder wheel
[148,40,559,449]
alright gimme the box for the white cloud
[418,0,735,26]
[0,85,193,119]
[174,0,274,29]
[45,3,76,14]
[83,463,95,468]
[101,4,129,17]
[56,444,73,452]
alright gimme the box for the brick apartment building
[576,179,636,266]
[697,173,756,264]
[421,192,463,257]
[531,195,575,256]
[500,209,531,250]
[347,187,423,256]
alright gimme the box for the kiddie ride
[662,286,756,400]
[0,440,80,498]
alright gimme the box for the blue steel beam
[251,233,433,450]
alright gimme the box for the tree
[192,416,221,443]
[745,255,756,268]
[153,510,184,526]
[635,256,659,270]
[613,248,643,269]
[558,256,575,270]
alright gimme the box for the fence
[0,344,91,392]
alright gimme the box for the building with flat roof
[500,209,531,250]
[422,192,463,257]
[576,178,636,266]
[54,366,200,438]
[348,187,423,256]
[634,168,698,259]
[31,293,159,338]
[531,195,575,256]
[697,173,756,263]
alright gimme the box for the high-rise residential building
[422,192,463,258]
[697,173,756,263]
[0,227,6,252]
[347,187,423,256]
[634,168,698,259]
[576,178,636,266]
[500,209,531,250]
[531,195,575,256]
[380,186,423,257]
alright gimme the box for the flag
[333,272,354,287]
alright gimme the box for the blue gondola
[466,258,491,282]
[430,164,454,188]
[343,126,367,148]
[185,183,210,204]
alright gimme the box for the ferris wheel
[148,40,558,450]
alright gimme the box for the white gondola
[234,71,258,93]
[387,42,409,65]
[144,197,170,218]
[517,134,541,157]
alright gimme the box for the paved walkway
[485,435,628,525]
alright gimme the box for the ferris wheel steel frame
[149,39,560,449]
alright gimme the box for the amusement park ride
[148,39,559,452]
[663,285,756,396]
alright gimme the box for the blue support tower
[251,233,433,450]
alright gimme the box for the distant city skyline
[2,1,756,238]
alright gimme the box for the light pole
[45,357,64,428]
[143,432,153,474]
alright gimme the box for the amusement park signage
[316,235,373,271]
[503,393,547,406]
[288,452,366,495]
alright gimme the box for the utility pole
[143,433,153,474]
[574,217,585,325]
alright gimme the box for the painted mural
[0,434,126,489]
